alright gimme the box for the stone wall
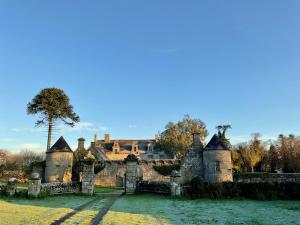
[179,146,203,184]
[41,182,80,195]
[94,160,178,187]
[234,173,300,183]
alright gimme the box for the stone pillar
[124,154,139,194]
[81,153,95,195]
[28,173,41,197]
[6,177,17,196]
[170,170,181,196]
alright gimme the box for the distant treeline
[232,134,300,173]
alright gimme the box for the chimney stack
[192,133,203,148]
[94,134,98,145]
[78,138,85,149]
[104,134,110,143]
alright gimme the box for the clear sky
[0,1,300,152]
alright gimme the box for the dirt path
[50,190,123,225]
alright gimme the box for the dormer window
[131,144,138,153]
[112,142,120,154]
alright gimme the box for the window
[215,161,220,172]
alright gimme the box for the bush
[38,189,51,198]
[14,189,28,198]
[190,177,205,199]
[184,179,300,200]
[153,164,180,176]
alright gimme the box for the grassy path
[90,190,124,225]
[50,190,124,225]
[50,197,101,225]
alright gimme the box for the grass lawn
[0,193,299,225]
[101,194,300,225]
[0,195,98,225]
[94,186,123,193]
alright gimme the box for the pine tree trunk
[47,118,53,151]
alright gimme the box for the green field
[0,194,299,225]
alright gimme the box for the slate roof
[204,134,230,151]
[48,136,73,153]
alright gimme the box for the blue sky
[0,1,300,152]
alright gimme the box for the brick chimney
[78,138,85,149]
[104,134,110,143]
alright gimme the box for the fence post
[6,177,17,196]
[81,151,96,195]
[170,170,181,196]
[28,173,41,197]
[124,154,139,194]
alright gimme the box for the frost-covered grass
[0,194,299,225]
[101,194,300,225]
[61,197,113,225]
[0,195,96,225]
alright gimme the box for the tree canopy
[27,88,80,150]
[159,114,208,158]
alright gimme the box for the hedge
[183,177,300,200]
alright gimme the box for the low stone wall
[234,173,300,183]
[41,182,80,195]
[94,160,178,187]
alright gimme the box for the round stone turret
[203,134,233,182]
[45,136,73,183]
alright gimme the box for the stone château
[89,134,170,161]
[43,131,233,186]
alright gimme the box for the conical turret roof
[48,136,73,153]
[204,134,230,151]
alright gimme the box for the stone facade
[90,134,171,161]
[45,137,73,183]
[124,155,138,194]
[94,160,178,187]
[180,133,204,184]
[81,160,95,195]
[180,133,233,183]
[203,150,232,182]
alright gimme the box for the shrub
[190,177,205,199]
[153,164,180,176]
[184,181,300,200]
[14,189,28,198]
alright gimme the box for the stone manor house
[43,132,233,184]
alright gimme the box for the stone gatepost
[124,154,139,194]
[6,177,17,196]
[28,173,41,197]
[170,170,181,197]
[81,151,96,195]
